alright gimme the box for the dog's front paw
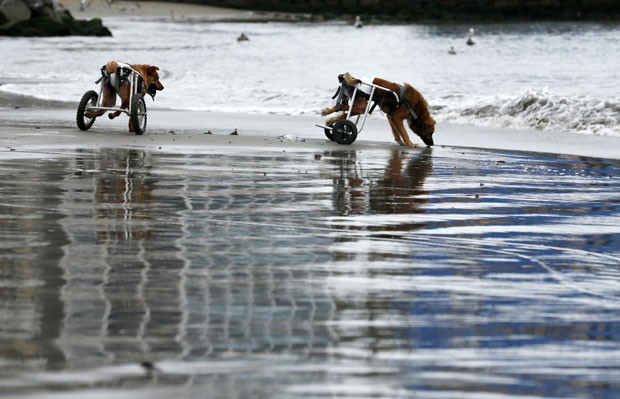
[320,107,332,116]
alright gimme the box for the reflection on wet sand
[0,158,67,370]
[0,146,619,398]
[60,149,161,364]
[53,148,340,369]
[329,149,432,220]
[93,149,155,243]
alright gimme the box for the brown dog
[321,74,435,147]
[87,61,164,129]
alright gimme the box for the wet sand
[0,110,619,398]
[1,104,620,160]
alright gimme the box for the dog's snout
[150,82,164,91]
[422,122,435,146]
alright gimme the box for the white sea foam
[438,88,620,136]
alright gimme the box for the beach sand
[1,104,620,161]
[63,0,305,21]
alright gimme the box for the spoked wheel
[324,127,334,141]
[332,120,358,145]
[130,93,147,135]
[76,90,98,131]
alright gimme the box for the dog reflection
[328,149,432,222]
[93,149,155,242]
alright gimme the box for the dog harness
[332,74,418,120]
[399,85,419,120]
[95,62,134,90]
[331,74,354,110]
[332,74,376,111]
[368,84,419,120]
[94,62,157,99]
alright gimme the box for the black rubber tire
[332,120,358,145]
[130,94,147,135]
[324,127,334,141]
[76,90,98,131]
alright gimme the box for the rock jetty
[0,0,111,36]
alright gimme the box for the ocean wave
[438,89,620,136]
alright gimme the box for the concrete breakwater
[179,0,620,21]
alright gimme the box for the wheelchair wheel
[332,120,358,145]
[324,127,334,141]
[76,90,98,131]
[130,93,147,135]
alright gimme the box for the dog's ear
[148,66,160,76]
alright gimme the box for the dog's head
[409,115,435,147]
[144,66,164,99]
[406,87,435,146]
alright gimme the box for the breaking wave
[438,89,620,137]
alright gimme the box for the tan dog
[87,61,164,129]
[321,74,435,147]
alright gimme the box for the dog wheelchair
[76,64,149,135]
[317,73,400,145]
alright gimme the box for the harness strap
[334,81,347,105]
[369,101,379,114]
[94,64,126,91]
[404,99,419,120]
[332,84,342,100]
[331,85,341,100]
[94,65,106,84]
[399,85,407,105]
[369,91,386,114]
[397,85,419,120]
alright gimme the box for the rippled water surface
[1,145,620,398]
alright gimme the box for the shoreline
[1,104,620,161]
[62,0,311,22]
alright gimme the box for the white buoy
[354,15,363,28]
[467,27,476,45]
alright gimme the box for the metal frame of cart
[317,80,400,145]
[76,67,148,135]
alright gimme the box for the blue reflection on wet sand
[0,146,619,399]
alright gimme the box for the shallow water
[1,144,619,398]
